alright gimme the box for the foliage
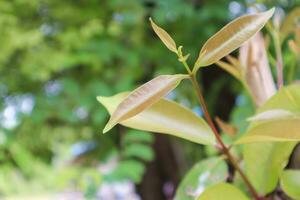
[100,3,300,200]
[0,0,299,199]
[174,157,228,200]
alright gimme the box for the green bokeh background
[0,0,299,199]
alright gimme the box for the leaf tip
[268,7,276,15]
[262,7,275,20]
[96,96,104,104]
[103,121,115,134]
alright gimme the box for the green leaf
[237,118,300,143]
[196,183,250,200]
[193,8,274,71]
[98,92,215,145]
[102,74,188,133]
[236,84,299,195]
[281,7,300,39]
[123,130,154,144]
[150,18,178,53]
[109,159,145,183]
[235,84,300,144]
[280,170,300,199]
[175,157,228,200]
[247,109,296,122]
[123,143,154,161]
[243,142,296,195]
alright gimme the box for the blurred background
[0,0,299,199]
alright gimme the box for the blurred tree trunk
[137,135,181,200]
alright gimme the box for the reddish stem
[190,74,262,200]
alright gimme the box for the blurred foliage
[0,0,299,198]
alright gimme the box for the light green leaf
[243,142,296,195]
[175,157,227,200]
[236,118,300,143]
[247,109,296,122]
[194,8,274,71]
[123,130,154,144]
[196,183,250,200]
[235,84,300,144]
[150,18,178,53]
[281,7,300,39]
[280,170,300,199]
[123,143,154,161]
[237,85,299,195]
[98,92,215,145]
[102,74,188,133]
[110,159,145,183]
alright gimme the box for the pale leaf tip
[96,96,105,104]
[265,7,275,17]
[103,121,115,134]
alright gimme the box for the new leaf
[194,8,274,71]
[98,92,215,145]
[103,74,188,133]
[150,18,178,53]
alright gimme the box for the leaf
[110,159,145,183]
[123,143,154,161]
[102,74,188,133]
[243,142,296,195]
[288,40,300,55]
[281,7,300,39]
[235,84,300,144]
[175,157,228,200]
[98,92,215,145]
[280,170,300,199]
[194,8,274,71]
[247,109,297,122]
[216,61,242,81]
[215,117,237,137]
[123,130,154,144]
[235,84,299,195]
[196,183,250,200]
[149,18,178,53]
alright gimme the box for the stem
[182,60,192,74]
[190,74,262,200]
[273,31,284,89]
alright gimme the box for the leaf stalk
[178,54,262,199]
[190,74,262,200]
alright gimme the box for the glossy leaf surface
[98,93,215,145]
[103,74,188,132]
[238,85,299,195]
[175,157,227,200]
[194,8,274,70]
[243,142,296,195]
[280,170,300,199]
[236,84,300,144]
[196,183,250,200]
[247,109,296,122]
